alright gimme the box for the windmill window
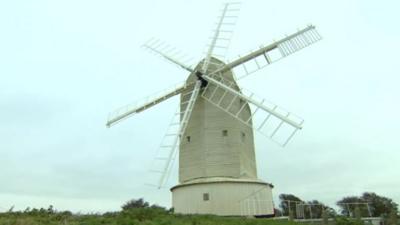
[222,130,228,137]
[186,136,191,143]
[203,193,210,201]
[241,132,246,142]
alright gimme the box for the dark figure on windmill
[195,71,208,88]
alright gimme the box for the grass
[1,206,381,225]
[0,208,305,225]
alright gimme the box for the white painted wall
[179,58,258,183]
[172,179,274,216]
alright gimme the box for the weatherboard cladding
[172,180,274,216]
[179,58,257,183]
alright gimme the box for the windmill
[107,2,321,216]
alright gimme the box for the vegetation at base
[334,217,364,225]
[279,194,336,219]
[0,207,299,225]
[0,198,299,225]
[337,192,398,217]
[1,193,399,225]
[279,192,398,220]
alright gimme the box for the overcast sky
[1,0,399,213]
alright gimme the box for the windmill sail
[212,25,322,79]
[106,82,186,127]
[143,39,195,73]
[150,81,202,188]
[202,75,303,146]
[202,2,241,72]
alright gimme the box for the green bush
[335,216,364,225]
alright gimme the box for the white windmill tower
[107,2,321,217]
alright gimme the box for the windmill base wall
[171,179,274,216]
